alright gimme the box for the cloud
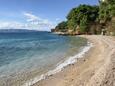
[24,12,40,22]
[0,12,56,31]
[56,18,60,21]
[23,12,55,30]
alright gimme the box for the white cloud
[23,12,55,31]
[56,18,60,21]
[24,12,40,22]
[0,12,56,31]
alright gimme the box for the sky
[0,0,98,31]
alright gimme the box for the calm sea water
[0,32,87,86]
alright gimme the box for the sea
[0,31,92,86]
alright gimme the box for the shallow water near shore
[0,32,88,86]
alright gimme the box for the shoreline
[32,35,115,86]
[22,37,93,86]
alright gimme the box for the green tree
[55,21,68,32]
[67,4,99,33]
[99,0,115,22]
[80,16,88,33]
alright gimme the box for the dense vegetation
[53,0,115,35]
[67,5,99,34]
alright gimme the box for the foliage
[99,2,110,22]
[99,0,115,22]
[108,4,115,17]
[79,15,88,33]
[55,21,68,32]
[67,4,99,33]
[67,19,76,30]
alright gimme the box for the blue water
[0,32,87,86]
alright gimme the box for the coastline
[22,36,92,86]
[32,35,115,86]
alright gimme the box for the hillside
[52,0,115,36]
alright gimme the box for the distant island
[51,0,115,36]
[0,29,40,33]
